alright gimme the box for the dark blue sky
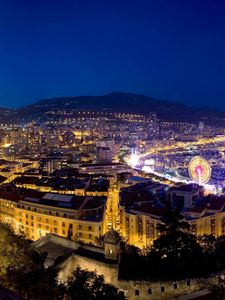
[0,0,225,110]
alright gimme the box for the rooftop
[169,184,201,193]
[81,162,125,167]
[130,203,167,217]
[0,186,106,212]
[12,175,110,192]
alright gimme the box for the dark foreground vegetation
[0,223,125,300]
[119,206,225,281]
[1,205,225,299]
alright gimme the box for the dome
[104,228,120,244]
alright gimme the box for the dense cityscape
[1,104,225,299]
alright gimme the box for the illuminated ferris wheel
[188,156,211,185]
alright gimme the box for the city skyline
[0,0,225,110]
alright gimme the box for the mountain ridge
[0,92,225,126]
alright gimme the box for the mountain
[1,92,225,126]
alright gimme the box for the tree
[157,204,190,234]
[66,267,125,300]
[95,234,104,247]
[198,234,216,255]
[148,231,203,279]
[8,266,65,300]
[197,234,217,273]
[209,278,225,300]
[214,235,225,270]
[0,222,41,278]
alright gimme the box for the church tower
[104,228,120,261]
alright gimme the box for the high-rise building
[146,113,160,140]
[96,147,113,164]
[96,138,115,153]
[198,121,205,132]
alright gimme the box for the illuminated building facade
[1,171,225,250]
[120,197,225,249]
[0,190,106,244]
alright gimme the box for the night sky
[0,0,225,110]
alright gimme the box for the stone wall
[58,253,118,284]
[59,253,220,300]
[33,233,79,250]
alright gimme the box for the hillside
[1,92,225,126]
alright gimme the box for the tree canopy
[0,223,41,278]
[0,222,125,300]
[157,204,190,234]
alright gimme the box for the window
[211,219,215,235]
[89,234,92,239]
[222,217,225,234]
[88,225,92,231]
[109,249,113,254]
[135,290,139,296]
[62,222,65,227]
[118,291,125,297]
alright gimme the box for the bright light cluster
[129,149,139,167]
